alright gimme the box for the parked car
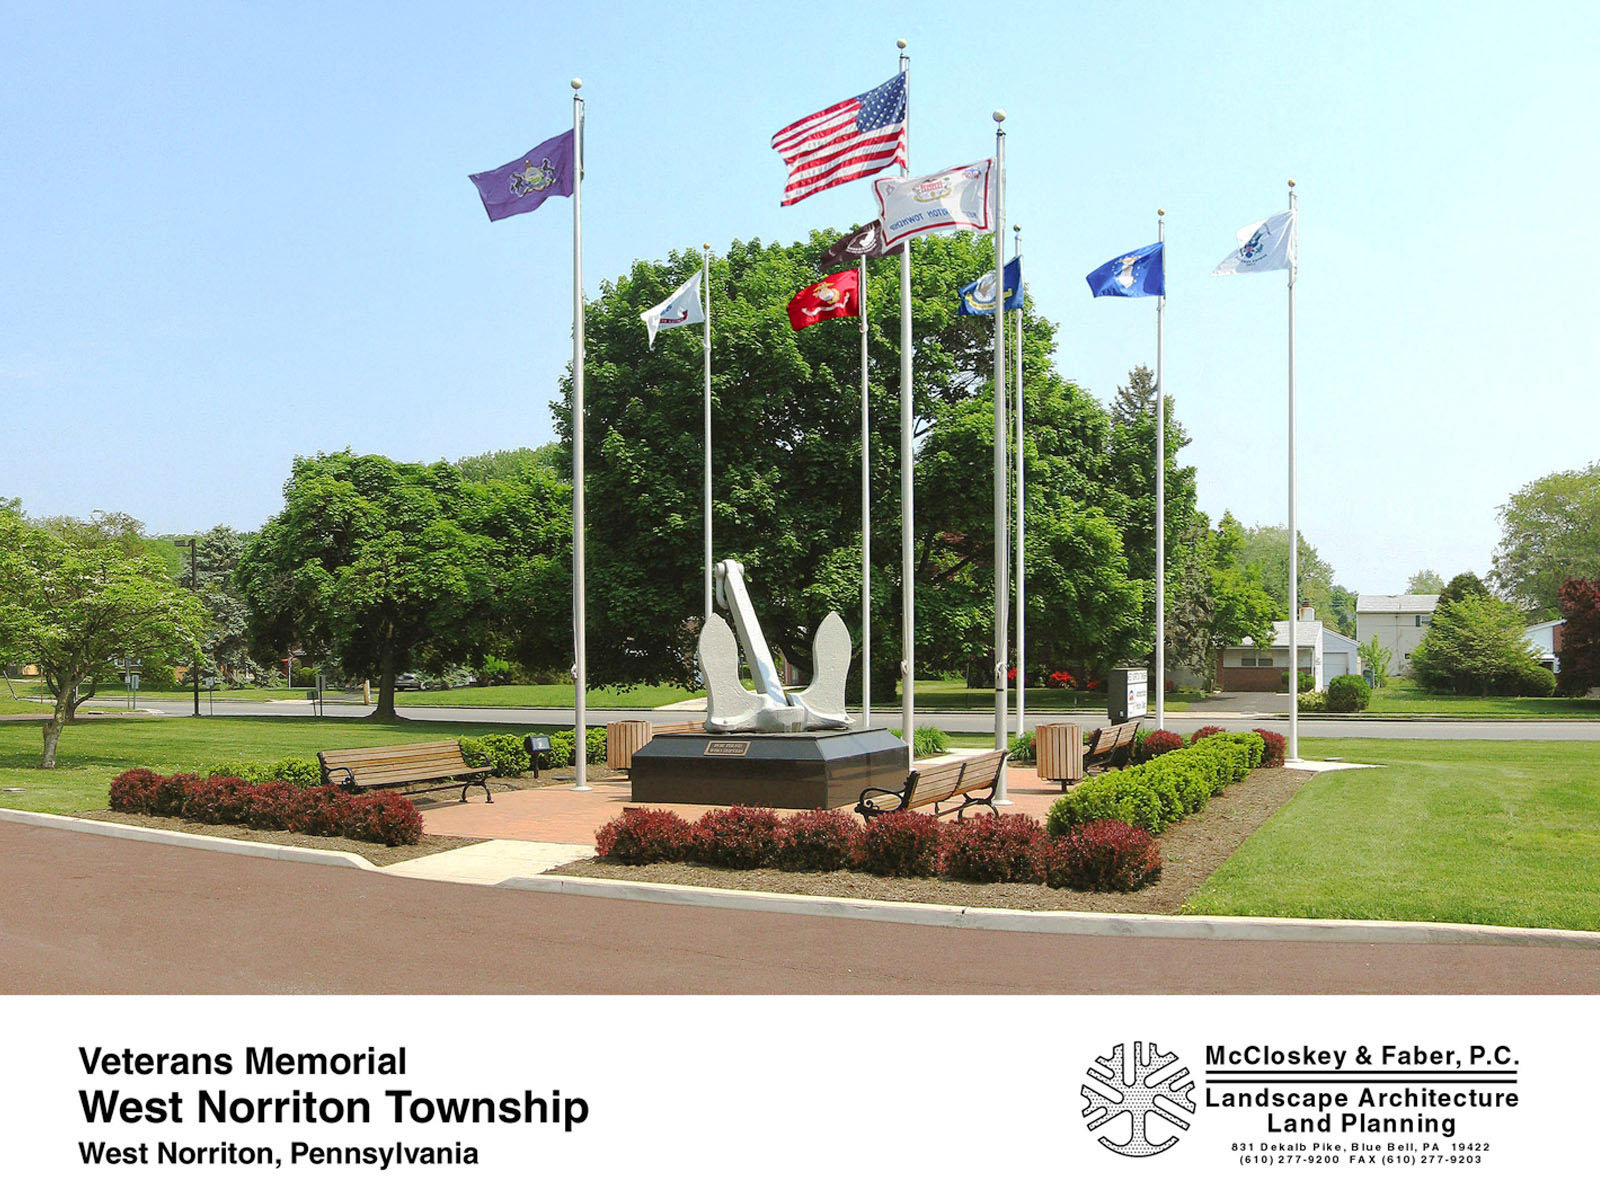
[394,673,424,691]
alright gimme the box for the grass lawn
[1362,676,1600,718]
[0,715,559,817]
[1185,738,1600,931]
[910,678,1195,712]
[394,682,703,708]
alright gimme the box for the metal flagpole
[897,38,914,768]
[571,79,589,790]
[1286,180,1299,762]
[1155,208,1166,732]
[703,243,713,626]
[860,252,872,729]
[991,110,1008,799]
[1013,225,1025,739]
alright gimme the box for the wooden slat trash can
[605,720,654,771]
[1035,723,1084,786]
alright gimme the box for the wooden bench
[856,749,1011,821]
[1082,720,1141,772]
[318,741,492,804]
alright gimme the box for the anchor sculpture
[698,559,853,733]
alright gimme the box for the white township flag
[873,159,995,252]
[641,271,705,348]
[1213,209,1296,275]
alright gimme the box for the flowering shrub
[939,813,1047,883]
[1006,666,1017,684]
[691,806,782,868]
[109,768,162,813]
[1046,670,1076,689]
[775,809,860,872]
[1137,730,1184,762]
[102,772,422,845]
[1252,729,1286,767]
[858,810,941,876]
[1189,726,1224,743]
[1045,820,1161,891]
[594,808,694,865]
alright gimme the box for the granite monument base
[629,727,908,810]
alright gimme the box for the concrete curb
[0,807,378,871]
[507,874,1600,949]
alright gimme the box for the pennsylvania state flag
[1086,242,1165,298]
[958,256,1023,315]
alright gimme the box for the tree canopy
[1408,593,1551,697]
[1492,460,1600,618]
[1406,569,1445,594]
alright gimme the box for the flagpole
[897,37,914,768]
[1155,208,1166,732]
[859,252,872,729]
[1286,180,1299,763]
[703,243,713,627]
[570,79,589,790]
[991,110,1008,796]
[1013,225,1025,739]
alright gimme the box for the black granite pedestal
[629,728,908,810]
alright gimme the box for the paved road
[73,696,1600,740]
[3,823,1595,994]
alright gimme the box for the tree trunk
[374,645,398,720]
[40,691,75,769]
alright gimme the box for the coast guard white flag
[1212,209,1297,275]
[873,159,995,251]
[641,271,705,348]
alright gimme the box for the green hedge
[458,734,531,776]
[203,757,320,788]
[1046,731,1264,835]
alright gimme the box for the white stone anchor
[698,559,853,734]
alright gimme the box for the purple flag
[469,129,576,221]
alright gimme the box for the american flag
[771,73,907,207]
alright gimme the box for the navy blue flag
[958,256,1023,315]
[469,129,576,221]
[1086,242,1165,297]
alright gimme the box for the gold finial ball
[897,38,907,49]
[703,242,710,250]
[1158,207,1165,216]
[1012,223,1020,232]
[993,109,1006,123]
[571,78,582,90]
[1288,178,1297,187]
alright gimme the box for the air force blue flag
[1086,242,1165,298]
[958,256,1023,315]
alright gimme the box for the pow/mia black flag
[820,220,895,271]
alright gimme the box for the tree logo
[1081,1041,1195,1157]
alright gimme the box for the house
[1356,593,1440,674]
[1524,619,1565,674]
[1216,608,1362,692]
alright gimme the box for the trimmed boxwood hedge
[1046,731,1264,835]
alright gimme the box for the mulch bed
[74,810,484,867]
[552,766,1313,913]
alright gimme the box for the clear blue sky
[5,1,1597,594]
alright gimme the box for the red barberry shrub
[1044,820,1161,892]
[150,773,201,817]
[939,813,1047,883]
[1190,725,1224,744]
[244,780,299,830]
[691,806,782,868]
[775,809,861,872]
[183,775,255,824]
[858,810,941,876]
[341,791,423,846]
[108,768,161,813]
[594,808,694,865]
[1252,728,1287,767]
[1137,730,1184,763]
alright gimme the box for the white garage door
[1324,652,1349,678]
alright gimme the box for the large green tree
[1166,511,1279,688]
[1407,568,1445,594]
[237,452,566,718]
[553,231,1142,693]
[0,507,207,767]
[1235,524,1353,634]
[1492,460,1600,618]
[1408,594,1550,696]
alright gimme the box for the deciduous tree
[1491,461,1600,618]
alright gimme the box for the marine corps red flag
[787,269,859,330]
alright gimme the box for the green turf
[0,715,559,816]
[1184,738,1600,931]
[394,682,703,708]
[1362,677,1600,718]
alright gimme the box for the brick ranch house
[1214,608,1362,692]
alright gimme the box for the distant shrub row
[594,806,1161,893]
[108,769,422,846]
[1048,731,1266,835]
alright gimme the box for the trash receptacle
[1035,722,1084,785]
